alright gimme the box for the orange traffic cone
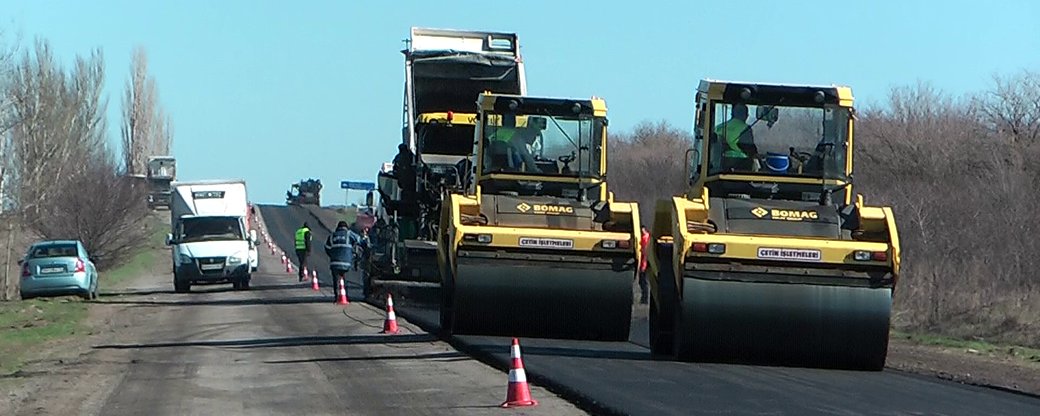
[311,272,320,291]
[381,293,398,334]
[501,338,538,407]
[280,254,287,265]
[303,266,309,277]
[336,277,350,305]
[285,261,293,274]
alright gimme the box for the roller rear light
[853,250,888,262]
[692,243,726,254]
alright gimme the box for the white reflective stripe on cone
[508,369,527,383]
[387,311,396,320]
[511,345,522,359]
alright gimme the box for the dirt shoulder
[0,255,167,415]
[887,335,1040,396]
[2,208,586,416]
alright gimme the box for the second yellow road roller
[437,92,641,341]
[648,79,901,370]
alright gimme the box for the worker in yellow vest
[294,222,311,281]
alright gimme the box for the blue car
[19,240,99,300]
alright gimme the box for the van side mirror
[249,230,258,243]
[165,233,174,246]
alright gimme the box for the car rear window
[30,244,78,258]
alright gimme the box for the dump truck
[146,156,176,209]
[647,79,901,370]
[368,27,527,291]
[437,92,641,341]
[286,178,322,206]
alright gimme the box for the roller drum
[675,277,892,370]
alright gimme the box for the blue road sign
[341,181,376,191]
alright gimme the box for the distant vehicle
[19,240,99,300]
[146,156,177,209]
[286,178,322,206]
[167,179,258,292]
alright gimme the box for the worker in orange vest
[638,226,650,304]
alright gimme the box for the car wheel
[235,275,251,291]
[174,278,190,293]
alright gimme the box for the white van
[167,179,257,292]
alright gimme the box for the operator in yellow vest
[487,117,542,172]
[715,103,758,171]
[294,222,312,282]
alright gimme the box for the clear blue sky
[7,1,1039,204]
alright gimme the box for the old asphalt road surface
[270,205,1040,416]
[77,206,584,416]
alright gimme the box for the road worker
[638,226,651,304]
[294,222,312,282]
[324,221,365,302]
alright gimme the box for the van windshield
[178,217,243,243]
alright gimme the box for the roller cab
[648,80,901,370]
[439,93,641,341]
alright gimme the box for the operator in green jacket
[294,222,312,281]
[715,103,758,171]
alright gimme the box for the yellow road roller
[648,79,901,370]
[437,92,641,341]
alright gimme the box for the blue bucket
[764,152,789,173]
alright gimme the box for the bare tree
[121,46,172,175]
[6,39,151,271]
[608,120,693,224]
[0,30,20,212]
[27,156,151,269]
[8,39,107,215]
[857,79,1040,344]
[974,70,1040,146]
